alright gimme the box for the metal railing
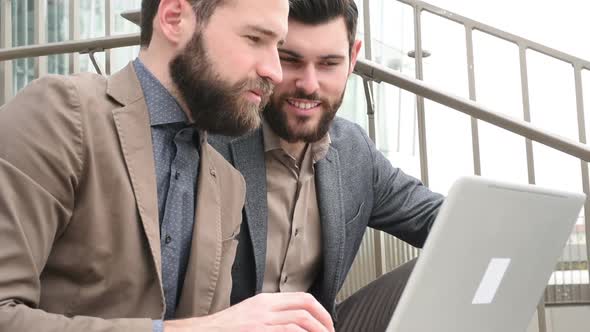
[414,0,589,304]
[1,1,589,330]
[345,2,590,332]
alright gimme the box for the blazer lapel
[315,146,345,311]
[108,64,163,298]
[230,130,268,292]
[176,139,223,316]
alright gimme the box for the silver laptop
[386,176,585,332]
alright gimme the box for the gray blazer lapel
[315,146,345,310]
[229,130,268,292]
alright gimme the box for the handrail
[0,33,140,61]
[354,59,590,162]
[1,34,589,162]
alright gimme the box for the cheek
[323,73,348,99]
[215,52,256,84]
[328,84,346,98]
[205,35,253,78]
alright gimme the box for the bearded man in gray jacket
[209,0,445,331]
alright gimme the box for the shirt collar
[262,119,331,163]
[262,119,282,153]
[133,58,188,127]
[310,130,331,163]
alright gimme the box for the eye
[280,57,298,63]
[320,60,339,66]
[246,35,261,43]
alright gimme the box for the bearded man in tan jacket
[0,1,335,331]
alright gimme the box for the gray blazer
[209,117,444,317]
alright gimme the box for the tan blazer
[0,63,245,331]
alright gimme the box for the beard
[169,31,273,136]
[263,89,345,143]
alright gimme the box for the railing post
[34,0,47,78]
[574,63,590,296]
[519,45,536,185]
[362,0,387,278]
[413,4,430,187]
[363,0,376,143]
[519,43,547,332]
[69,0,80,74]
[105,0,112,75]
[0,0,13,105]
[465,25,481,176]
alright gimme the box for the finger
[268,293,334,332]
[267,323,307,332]
[268,310,329,332]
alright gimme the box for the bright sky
[431,0,590,60]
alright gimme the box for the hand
[164,292,335,332]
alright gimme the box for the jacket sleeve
[355,124,445,248]
[0,76,151,332]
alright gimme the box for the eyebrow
[247,25,286,45]
[279,48,347,61]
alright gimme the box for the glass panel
[47,0,68,75]
[12,0,36,92]
[369,0,418,176]
[339,74,368,131]
[78,0,105,73]
[354,0,366,61]
[472,31,528,184]
[112,0,141,35]
[369,0,416,78]
[110,0,141,73]
[347,1,421,177]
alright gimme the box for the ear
[156,0,196,46]
[348,39,363,76]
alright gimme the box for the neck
[138,50,194,122]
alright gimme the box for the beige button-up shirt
[262,122,331,293]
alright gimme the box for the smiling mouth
[287,99,321,110]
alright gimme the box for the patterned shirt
[134,59,200,330]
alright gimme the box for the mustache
[237,77,274,99]
[285,89,321,102]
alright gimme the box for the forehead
[212,0,289,38]
[282,17,350,58]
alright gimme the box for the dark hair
[288,0,358,51]
[140,0,226,47]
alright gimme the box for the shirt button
[210,168,216,177]
[165,235,172,244]
[175,171,180,180]
[283,275,288,284]
[294,228,299,237]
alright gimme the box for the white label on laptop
[472,258,511,304]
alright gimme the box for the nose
[295,65,320,95]
[257,48,283,85]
